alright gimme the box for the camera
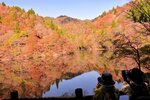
[96,77,101,88]
[121,70,130,83]
[97,77,101,84]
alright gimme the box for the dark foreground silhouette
[3,68,150,100]
[3,88,150,100]
[4,89,93,100]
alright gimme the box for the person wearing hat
[93,72,119,100]
[122,67,150,99]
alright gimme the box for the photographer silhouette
[94,72,119,100]
[121,67,150,100]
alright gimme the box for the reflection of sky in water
[42,71,122,97]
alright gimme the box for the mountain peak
[56,15,79,24]
[57,15,69,18]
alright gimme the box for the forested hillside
[0,0,149,98]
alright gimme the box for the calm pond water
[42,71,122,97]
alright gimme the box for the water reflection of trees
[0,51,123,99]
[53,72,85,89]
[0,53,97,99]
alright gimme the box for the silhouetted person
[10,90,18,100]
[93,72,119,100]
[122,67,150,100]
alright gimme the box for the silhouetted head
[127,67,144,84]
[99,72,115,86]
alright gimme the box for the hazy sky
[0,0,130,20]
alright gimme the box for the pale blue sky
[0,0,130,20]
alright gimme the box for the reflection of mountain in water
[0,53,99,99]
[59,72,83,80]
[43,71,122,97]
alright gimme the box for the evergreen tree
[2,2,6,6]
[0,16,2,23]
[129,0,150,34]
[15,23,20,33]
[101,11,107,17]
[13,6,22,11]
[27,8,35,15]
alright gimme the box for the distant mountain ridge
[56,15,79,24]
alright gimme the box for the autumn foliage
[0,1,149,98]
